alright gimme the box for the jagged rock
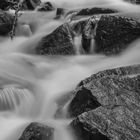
[70,105,140,140]
[36,2,54,12]
[70,113,110,140]
[18,122,54,140]
[36,23,75,55]
[69,64,140,140]
[0,10,14,35]
[68,64,140,117]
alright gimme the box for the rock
[18,122,54,140]
[68,64,140,117]
[71,15,140,55]
[0,0,41,11]
[36,2,54,12]
[23,0,41,10]
[36,23,75,55]
[69,64,140,140]
[70,113,110,140]
[0,10,14,35]
[76,7,117,16]
[70,105,140,140]
[94,15,140,55]
[55,8,66,19]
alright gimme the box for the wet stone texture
[0,10,14,35]
[36,23,75,55]
[18,122,54,140]
[69,64,140,140]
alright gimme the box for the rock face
[69,64,140,140]
[36,23,75,55]
[19,122,54,140]
[68,64,140,117]
[76,7,117,16]
[36,2,55,11]
[94,15,140,55]
[0,0,41,10]
[0,10,14,35]
[72,15,140,55]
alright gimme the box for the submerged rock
[36,2,55,12]
[36,23,75,55]
[0,10,14,35]
[19,122,54,140]
[68,64,140,117]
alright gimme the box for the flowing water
[0,0,140,140]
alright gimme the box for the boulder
[71,15,140,55]
[68,64,140,117]
[94,15,140,55]
[69,64,140,140]
[0,10,14,35]
[36,23,75,55]
[18,122,54,140]
[36,2,55,12]
[70,105,140,140]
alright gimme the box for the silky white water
[0,0,140,140]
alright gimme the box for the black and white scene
[0,0,140,140]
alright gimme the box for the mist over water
[0,0,140,140]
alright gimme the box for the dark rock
[94,15,140,55]
[72,15,140,55]
[55,8,66,19]
[18,122,54,140]
[68,64,140,117]
[76,7,117,16]
[23,0,41,10]
[36,2,54,12]
[0,0,41,11]
[69,87,101,117]
[0,10,14,35]
[36,23,76,55]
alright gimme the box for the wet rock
[36,2,54,12]
[68,64,140,117]
[74,15,140,55]
[76,7,117,16]
[94,15,140,55]
[23,0,41,10]
[36,23,75,55]
[70,114,110,140]
[19,122,54,140]
[69,64,140,140]
[70,105,140,140]
[55,8,66,19]
[0,10,14,35]
[0,0,41,11]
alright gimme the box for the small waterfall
[0,0,139,140]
